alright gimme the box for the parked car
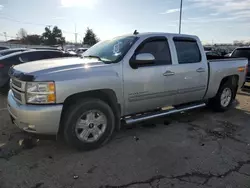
[230,47,250,82]
[0,46,9,51]
[31,47,62,51]
[66,48,75,52]
[205,51,220,56]
[224,53,232,57]
[0,48,29,57]
[0,50,76,88]
[76,48,88,56]
[67,51,77,56]
[7,32,248,150]
[205,51,221,59]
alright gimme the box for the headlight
[26,82,56,104]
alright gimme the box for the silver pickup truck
[7,32,248,150]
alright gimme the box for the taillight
[0,64,4,68]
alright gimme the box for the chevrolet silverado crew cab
[7,32,248,150]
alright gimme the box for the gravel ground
[1,87,250,188]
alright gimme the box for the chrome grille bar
[10,78,26,104]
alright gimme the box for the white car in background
[76,48,88,56]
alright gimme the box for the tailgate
[247,62,250,77]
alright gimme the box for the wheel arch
[218,75,239,99]
[58,89,121,134]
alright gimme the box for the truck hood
[14,57,106,73]
[10,57,109,81]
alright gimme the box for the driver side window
[136,38,172,66]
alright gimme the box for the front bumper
[7,90,63,135]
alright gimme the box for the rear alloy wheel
[208,82,235,112]
[63,99,115,150]
[220,88,232,108]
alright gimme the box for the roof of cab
[115,32,198,40]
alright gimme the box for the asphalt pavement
[1,88,250,188]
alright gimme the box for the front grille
[12,79,22,88]
[10,78,26,92]
[10,78,26,104]
[12,89,22,101]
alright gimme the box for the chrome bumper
[7,90,63,135]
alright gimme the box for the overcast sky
[0,0,249,43]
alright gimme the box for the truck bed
[204,58,248,99]
[206,54,243,60]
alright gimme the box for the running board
[124,103,206,125]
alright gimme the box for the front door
[122,36,176,115]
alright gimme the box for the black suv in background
[0,50,77,88]
[231,47,250,82]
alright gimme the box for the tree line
[17,26,99,46]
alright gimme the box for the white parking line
[0,108,7,111]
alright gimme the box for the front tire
[63,98,115,150]
[208,82,235,112]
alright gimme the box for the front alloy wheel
[63,99,115,150]
[75,110,107,143]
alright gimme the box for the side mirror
[130,53,155,69]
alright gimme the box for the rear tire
[63,98,115,150]
[208,82,235,112]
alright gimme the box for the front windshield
[83,36,137,62]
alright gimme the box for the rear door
[171,37,208,104]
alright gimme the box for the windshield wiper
[82,55,112,63]
[83,55,102,61]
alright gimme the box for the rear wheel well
[218,75,239,98]
[59,90,121,134]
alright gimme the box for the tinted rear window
[174,39,201,64]
[231,49,250,60]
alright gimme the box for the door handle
[163,70,175,76]
[196,68,205,72]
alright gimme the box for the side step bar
[125,103,206,125]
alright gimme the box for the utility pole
[179,0,183,34]
[3,32,7,41]
[75,24,78,44]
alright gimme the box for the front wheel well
[58,89,121,134]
